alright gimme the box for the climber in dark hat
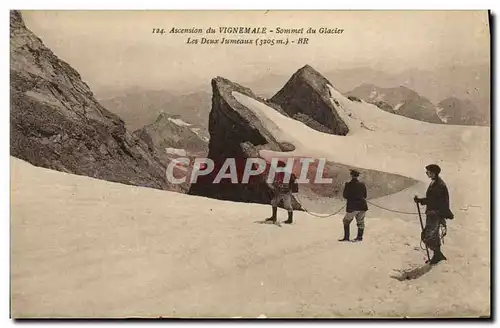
[425,164,441,175]
[350,169,360,177]
[265,159,298,224]
[414,164,454,264]
[339,169,368,242]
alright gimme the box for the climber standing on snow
[339,169,368,242]
[414,164,454,265]
[265,160,298,224]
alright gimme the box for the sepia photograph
[9,9,491,318]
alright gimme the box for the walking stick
[416,202,431,263]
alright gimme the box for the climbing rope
[366,200,418,215]
[420,225,447,251]
[302,204,346,218]
[441,224,447,244]
[295,194,447,246]
[295,193,449,251]
[294,194,346,218]
[294,195,419,218]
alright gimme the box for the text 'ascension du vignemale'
[152,26,345,46]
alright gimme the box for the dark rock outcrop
[269,65,349,135]
[346,84,442,124]
[437,97,489,126]
[347,95,362,103]
[188,77,302,210]
[372,101,395,113]
[10,10,181,191]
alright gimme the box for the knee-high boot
[338,222,350,241]
[353,227,364,242]
[266,207,277,222]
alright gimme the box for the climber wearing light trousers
[265,160,298,224]
[339,169,368,242]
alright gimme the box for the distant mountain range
[99,89,212,131]
[346,84,442,124]
[244,66,490,126]
[98,64,489,131]
[245,65,489,109]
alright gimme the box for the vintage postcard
[10,10,491,318]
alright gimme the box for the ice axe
[414,196,431,263]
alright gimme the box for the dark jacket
[343,178,368,212]
[420,177,453,218]
[273,172,298,194]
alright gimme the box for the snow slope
[11,85,490,318]
[232,86,489,184]
[10,157,490,317]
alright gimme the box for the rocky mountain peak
[289,65,332,96]
[270,65,349,135]
[10,10,181,191]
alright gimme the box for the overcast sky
[21,10,490,93]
